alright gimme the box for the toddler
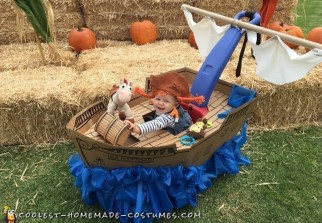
[124,72,204,135]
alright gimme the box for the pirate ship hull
[66,67,256,169]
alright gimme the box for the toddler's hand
[124,120,141,134]
[124,120,134,129]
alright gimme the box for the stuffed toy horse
[107,79,134,123]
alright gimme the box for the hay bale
[91,27,130,41]
[0,42,75,72]
[0,0,83,45]
[82,0,297,40]
[0,43,49,72]
[39,0,84,42]
[0,42,76,146]
[82,0,197,14]
[54,11,83,41]
[157,26,190,40]
[0,1,35,44]
[85,12,190,40]
[272,0,299,24]
[195,0,260,19]
[73,40,203,89]
[0,66,80,146]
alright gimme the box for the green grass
[294,0,322,35]
[0,126,321,223]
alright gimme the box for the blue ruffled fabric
[68,85,255,223]
[218,85,256,119]
[68,122,250,223]
[228,85,257,108]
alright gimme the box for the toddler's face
[152,94,177,115]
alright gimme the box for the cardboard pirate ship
[66,67,257,169]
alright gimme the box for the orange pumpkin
[68,27,97,54]
[130,20,157,45]
[267,22,304,49]
[267,21,285,32]
[188,32,198,49]
[305,27,322,52]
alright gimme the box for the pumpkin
[267,22,304,49]
[188,31,198,49]
[68,27,97,54]
[305,27,322,52]
[267,21,285,32]
[130,20,157,45]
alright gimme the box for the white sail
[247,31,322,85]
[183,9,230,58]
[183,9,322,85]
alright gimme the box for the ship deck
[84,90,232,150]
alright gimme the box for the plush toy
[186,118,209,139]
[180,118,211,146]
[4,208,16,223]
[107,78,134,123]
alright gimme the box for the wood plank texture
[84,90,232,149]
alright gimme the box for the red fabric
[259,0,279,27]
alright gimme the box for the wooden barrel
[94,112,131,145]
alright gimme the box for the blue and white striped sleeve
[137,114,175,135]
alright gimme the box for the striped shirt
[137,113,175,135]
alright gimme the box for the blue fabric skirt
[68,122,250,223]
